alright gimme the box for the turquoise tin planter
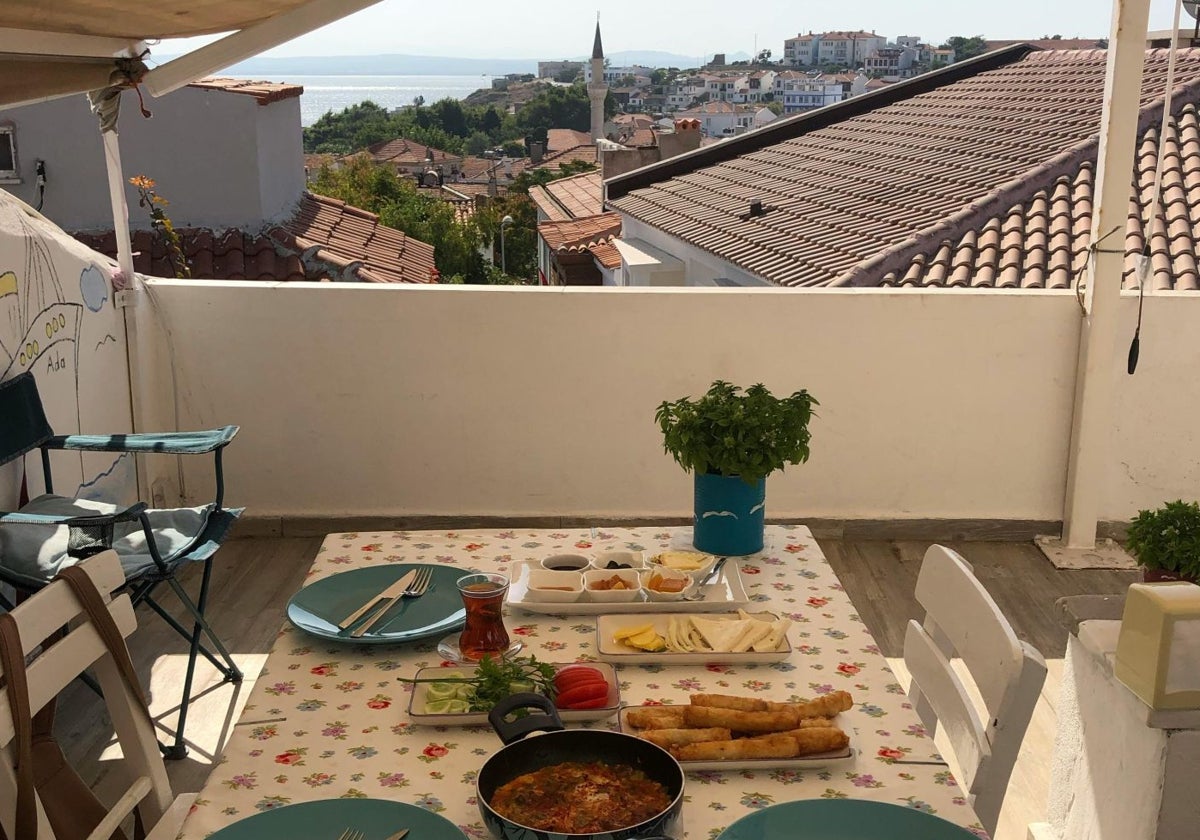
[693,473,766,556]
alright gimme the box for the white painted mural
[0,191,136,510]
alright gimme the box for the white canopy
[0,0,382,108]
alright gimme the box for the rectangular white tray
[595,612,791,664]
[506,559,749,615]
[617,707,855,771]
[406,662,621,725]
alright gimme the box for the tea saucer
[436,635,524,662]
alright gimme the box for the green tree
[555,66,582,83]
[466,131,492,156]
[765,101,784,116]
[942,35,988,61]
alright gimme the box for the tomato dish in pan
[489,761,671,834]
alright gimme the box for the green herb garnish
[402,654,557,712]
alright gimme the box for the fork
[337,830,364,840]
[350,567,434,637]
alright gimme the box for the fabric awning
[0,2,314,40]
[0,57,117,108]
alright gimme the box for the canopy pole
[100,129,136,284]
[1062,0,1152,548]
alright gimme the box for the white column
[1062,0,1151,548]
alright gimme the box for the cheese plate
[595,611,792,664]
[506,558,749,615]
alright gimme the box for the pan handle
[487,692,565,744]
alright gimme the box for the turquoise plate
[208,798,469,839]
[287,564,467,645]
[717,799,982,840]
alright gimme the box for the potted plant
[1125,500,1200,583]
[655,380,817,556]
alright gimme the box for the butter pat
[1115,582,1200,710]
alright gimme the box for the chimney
[529,140,544,164]
[748,199,765,218]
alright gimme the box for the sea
[277,75,490,125]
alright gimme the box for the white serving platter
[506,559,749,615]
[406,662,621,725]
[616,707,855,772]
[595,612,792,664]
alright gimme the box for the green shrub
[1125,500,1200,577]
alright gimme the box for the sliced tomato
[553,666,606,689]
[555,681,610,708]
[561,695,609,710]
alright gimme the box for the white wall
[0,86,304,232]
[143,279,1095,522]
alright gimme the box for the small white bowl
[591,550,645,571]
[583,568,642,602]
[645,549,717,582]
[640,567,694,601]
[525,569,584,603]
[540,553,591,572]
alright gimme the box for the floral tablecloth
[178,525,986,839]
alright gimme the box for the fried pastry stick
[675,735,800,761]
[640,727,732,748]
[683,704,801,733]
[744,726,850,754]
[765,690,853,719]
[626,706,687,729]
[689,694,769,712]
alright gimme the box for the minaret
[587,20,607,142]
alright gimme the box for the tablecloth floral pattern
[178,526,987,839]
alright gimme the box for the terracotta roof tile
[547,128,592,152]
[187,77,303,104]
[73,193,437,284]
[529,171,604,220]
[589,241,622,269]
[537,213,622,252]
[531,144,600,173]
[607,47,1200,291]
[368,137,460,168]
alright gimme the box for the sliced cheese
[732,621,775,653]
[690,616,745,652]
[752,618,792,652]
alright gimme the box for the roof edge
[605,43,1038,202]
[831,74,1200,287]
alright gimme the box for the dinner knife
[383,830,409,840]
[338,569,419,630]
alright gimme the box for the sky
[158,0,1190,62]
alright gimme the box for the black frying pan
[477,693,684,840]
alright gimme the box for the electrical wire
[1130,0,1185,374]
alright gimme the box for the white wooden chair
[0,550,192,840]
[903,544,1047,838]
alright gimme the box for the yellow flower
[129,175,156,190]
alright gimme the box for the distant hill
[220,50,754,77]
[226,54,537,76]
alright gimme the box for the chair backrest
[903,544,1046,838]
[0,372,52,467]
[0,551,174,840]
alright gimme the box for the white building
[774,75,845,113]
[675,101,758,137]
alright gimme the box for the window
[0,123,16,181]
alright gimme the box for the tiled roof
[528,171,604,221]
[459,156,528,182]
[883,103,1200,291]
[73,228,308,281]
[530,144,600,173]
[547,128,591,151]
[590,241,622,269]
[368,137,460,168]
[76,193,437,284]
[537,213,622,251]
[607,47,1200,289]
[187,77,303,104]
[277,193,437,284]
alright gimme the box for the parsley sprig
[401,654,557,712]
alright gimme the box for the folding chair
[0,551,193,840]
[903,544,1047,838]
[0,371,244,759]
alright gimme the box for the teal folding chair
[0,371,244,759]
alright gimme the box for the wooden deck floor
[60,534,1137,839]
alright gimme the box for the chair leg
[164,570,243,682]
[140,594,237,676]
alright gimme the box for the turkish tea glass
[456,573,511,661]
